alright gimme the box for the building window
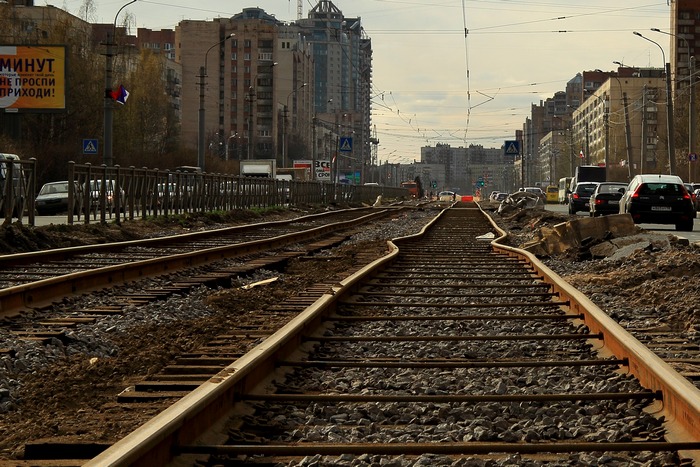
[244,53,251,61]
[231,52,237,60]
[244,40,251,48]
[259,52,273,61]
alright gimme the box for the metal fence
[48,163,403,225]
[0,158,37,226]
[0,161,408,226]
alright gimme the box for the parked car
[619,174,694,231]
[35,181,81,215]
[568,182,599,214]
[89,179,125,213]
[685,183,697,211]
[589,182,627,217]
[494,192,508,202]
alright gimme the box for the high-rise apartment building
[670,0,699,93]
[176,1,371,179]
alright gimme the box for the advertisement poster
[0,45,66,111]
[314,160,331,180]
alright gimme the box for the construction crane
[291,0,302,19]
[370,124,379,168]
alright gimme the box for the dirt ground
[491,205,700,332]
[1,204,700,460]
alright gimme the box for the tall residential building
[176,2,370,179]
[572,71,668,179]
[670,0,699,92]
[298,0,372,182]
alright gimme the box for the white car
[438,191,455,202]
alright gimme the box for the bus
[558,177,572,204]
[400,181,418,198]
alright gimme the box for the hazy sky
[63,0,670,164]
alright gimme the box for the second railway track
[0,207,401,318]
[70,205,700,466]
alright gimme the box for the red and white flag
[579,150,585,159]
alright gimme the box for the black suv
[568,182,599,214]
[619,174,694,231]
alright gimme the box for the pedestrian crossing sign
[83,138,98,155]
[504,140,519,155]
[339,137,353,152]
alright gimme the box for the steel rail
[83,204,424,467]
[0,207,376,266]
[485,208,700,461]
[84,206,700,465]
[0,208,391,317]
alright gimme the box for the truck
[276,167,310,181]
[240,159,276,178]
[570,165,606,191]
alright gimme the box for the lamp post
[104,0,137,168]
[634,31,676,175]
[198,33,234,172]
[652,28,695,181]
[282,83,307,169]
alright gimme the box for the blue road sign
[339,137,353,152]
[83,139,99,155]
[504,140,520,155]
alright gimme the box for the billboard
[0,45,67,112]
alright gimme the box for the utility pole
[622,92,633,179]
[690,56,697,182]
[641,85,647,174]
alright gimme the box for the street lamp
[198,32,235,172]
[652,27,696,182]
[634,31,676,175]
[283,83,307,169]
[103,0,137,168]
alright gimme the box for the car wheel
[676,219,694,232]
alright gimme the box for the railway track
[0,207,399,318]
[60,204,700,466]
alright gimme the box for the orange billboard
[0,45,66,111]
